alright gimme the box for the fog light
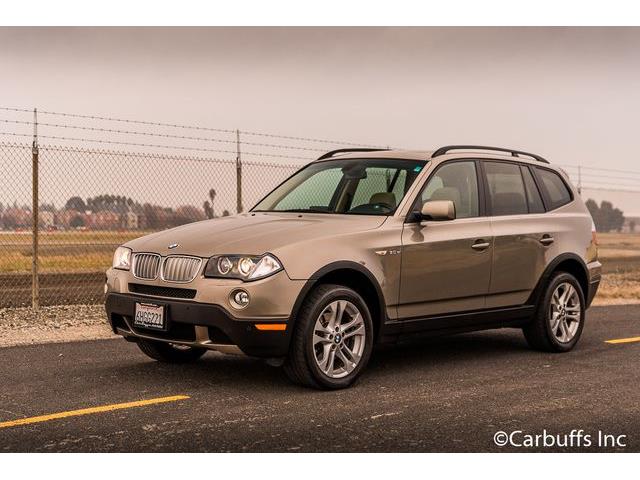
[230,289,250,309]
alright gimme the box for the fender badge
[168,243,179,249]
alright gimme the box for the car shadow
[106,328,532,392]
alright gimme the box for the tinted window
[535,167,572,210]
[484,162,528,216]
[418,161,479,218]
[521,166,545,213]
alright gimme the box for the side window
[535,167,573,210]
[418,161,479,218]
[484,162,528,216]
[521,166,545,213]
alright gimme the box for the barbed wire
[0,106,385,148]
[580,185,640,193]
[574,179,640,189]
[0,106,32,114]
[4,106,640,186]
[0,117,328,153]
[0,131,314,161]
[559,164,640,178]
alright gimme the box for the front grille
[129,283,197,299]
[162,256,202,283]
[133,253,161,279]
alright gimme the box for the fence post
[236,129,243,213]
[31,108,40,311]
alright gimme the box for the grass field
[0,231,152,273]
[593,232,640,304]
[0,230,639,304]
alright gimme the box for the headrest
[430,187,461,206]
[369,192,397,208]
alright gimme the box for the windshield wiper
[277,208,333,214]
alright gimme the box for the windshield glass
[252,158,427,216]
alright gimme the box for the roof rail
[431,145,549,164]
[317,147,389,161]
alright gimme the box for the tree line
[585,199,625,232]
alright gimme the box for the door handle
[471,240,490,251]
[539,235,554,246]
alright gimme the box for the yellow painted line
[605,336,640,345]
[0,395,190,429]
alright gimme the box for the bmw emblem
[168,243,179,250]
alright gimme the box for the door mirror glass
[421,200,456,221]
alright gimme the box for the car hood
[125,212,387,257]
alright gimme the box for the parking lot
[0,305,638,452]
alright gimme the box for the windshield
[252,158,427,216]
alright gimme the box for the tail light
[591,220,598,246]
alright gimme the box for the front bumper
[105,293,292,357]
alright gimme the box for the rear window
[535,167,572,210]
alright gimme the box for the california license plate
[134,302,166,331]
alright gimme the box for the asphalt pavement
[0,305,638,452]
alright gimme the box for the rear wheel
[136,339,207,363]
[284,284,374,389]
[523,272,585,352]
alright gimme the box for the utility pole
[31,108,39,311]
[577,164,582,195]
[236,129,243,213]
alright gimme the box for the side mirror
[421,200,456,221]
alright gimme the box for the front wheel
[523,272,585,352]
[284,284,374,389]
[136,339,207,363]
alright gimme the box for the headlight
[112,246,132,270]
[204,254,283,281]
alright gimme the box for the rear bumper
[587,278,600,308]
[105,293,291,358]
[586,260,602,308]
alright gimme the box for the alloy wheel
[548,282,581,343]
[312,300,366,379]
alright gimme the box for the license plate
[134,302,166,331]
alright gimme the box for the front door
[398,160,493,322]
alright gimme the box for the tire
[523,271,586,352]
[283,284,374,390]
[136,339,207,363]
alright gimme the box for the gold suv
[105,145,601,389]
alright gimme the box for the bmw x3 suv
[105,145,601,389]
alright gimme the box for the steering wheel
[348,202,394,214]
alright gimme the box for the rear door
[482,161,550,308]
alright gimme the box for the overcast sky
[1,27,640,213]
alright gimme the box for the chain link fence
[0,141,302,308]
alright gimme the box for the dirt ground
[593,232,640,305]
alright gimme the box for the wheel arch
[289,261,387,340]
[527,253,589,307]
